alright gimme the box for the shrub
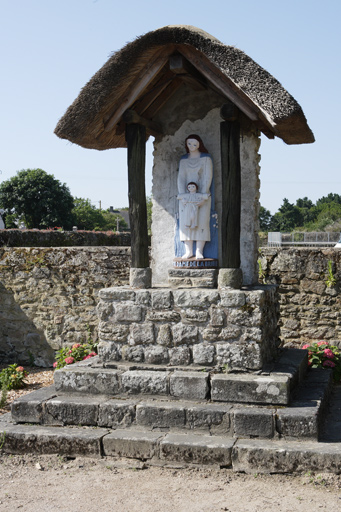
[302,341,341,382]
[0,364,28,391]
[53,336,98,370]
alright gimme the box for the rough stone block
[218,325,242,341]
[234,408,275,438]
[136,402,186,428]
[54,368,121,395]
[99,288,135,301]
[151,290,172,309]
[192,344,215,365]
[11,386,57,424]
[160,433,234,465]
[186,403,232,433]
[147,310,181,322]
[209,306,225,327]
[182,308,209,323]
[121,345,144,362]
[218,268,243,289]
[129,322,155,345]
[144,346,169,364]
[98,399,136,427]
[220,291,246,307]
[44,395,104,426]
[215,342,262,370]
[157,324,173,347]
[276,406,319,439]
[232,439,341,474]
[169,346,191,366]
[130,267,152,289]
[115,304,142,322]
[211,374,290,405]
[135,290,151,305]
[121,370,169,395]
[0,424,105,457]
[97,341,121,362]
[173,290,219,308]
[202,327,222,342]
[103,429,162,459]
[170,371,209,400]
[98,323,129,342]
[172,324,198,345]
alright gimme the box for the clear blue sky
[1,0,340,214]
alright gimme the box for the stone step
[11,367,333,441]
[54,364,293,405]
[1,418,340,474]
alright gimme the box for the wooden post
[220,104,241,268]
[125,122,149,268]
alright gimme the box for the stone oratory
[7,27,327,464]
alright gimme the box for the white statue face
[186,138,200,153]
[187,184,197,193]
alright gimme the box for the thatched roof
[55,25,314,149]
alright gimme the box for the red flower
[324,348,335,359]
[323,360,336,368]
[64,357,74,365]
[16,366,24,372]
[317,341,328,346]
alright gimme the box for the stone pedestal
[97,284,280,371]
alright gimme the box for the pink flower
[323,360,335,368]
[72,343,81,349]
[68,350,72,354]
[53,362,58,368]
[324,348,335,359]
[16,366,24,372]
[83,355,91,360]
[64,357,74,365]
[89,352,97,357]
[317,341,328,346]
[302,344,310,350]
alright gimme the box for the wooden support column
[126,122,149,268]
[220,104,241,269]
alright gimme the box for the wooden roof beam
[169,54,207,91]
[122,109,163,136]
[103,53,170,133]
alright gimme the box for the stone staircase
[1,347,339,473]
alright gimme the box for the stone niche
[97,285,280,370]
[151,84,261,287]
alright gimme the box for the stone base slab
[9,365,332,442]
[1,419,340,473]
[168,268,218,288]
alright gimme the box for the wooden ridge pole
[220,104,241,268]
[125,122,149,268]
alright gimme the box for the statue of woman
[177,135,213,259]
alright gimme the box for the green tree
[101,209,128,231]
[259,205,272,231]
[146,195,152,235]
[0,168,75,229]
[270,198,303,232]
[72,198,105,230]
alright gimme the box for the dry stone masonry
[97,285,280,370]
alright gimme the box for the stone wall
[260,248,341,347]
[0,247,130,366]
[1,246,340,367]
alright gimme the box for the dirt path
[0,453,340,512]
